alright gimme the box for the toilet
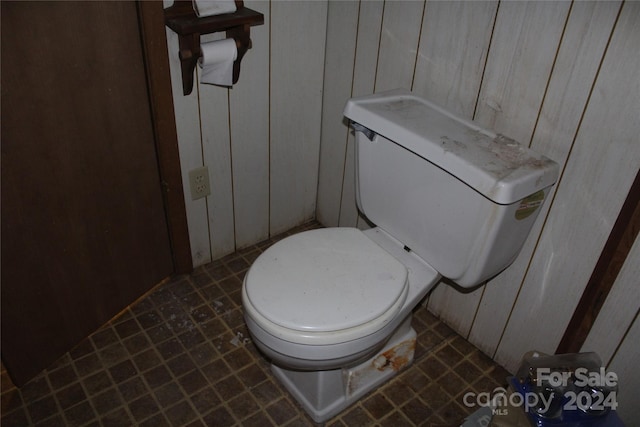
[242,89,559,422]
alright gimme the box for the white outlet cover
[189,166,211,200]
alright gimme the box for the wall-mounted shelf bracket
[165,1,264,95]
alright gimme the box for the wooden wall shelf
[164,1,264,95]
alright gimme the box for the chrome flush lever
[350,121,376,141]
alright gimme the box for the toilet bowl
[241,89,559,422]
[243,227,440,421]
[243,227,440,368]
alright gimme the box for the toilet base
[271,316,416,423]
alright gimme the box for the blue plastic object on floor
[510,377,625,427]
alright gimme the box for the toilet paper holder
[165,1,264,95]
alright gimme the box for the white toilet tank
[344,89,559,288]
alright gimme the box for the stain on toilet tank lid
[343,89,559,204]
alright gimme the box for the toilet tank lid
[344,89,559,204]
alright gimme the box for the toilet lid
[244,228,408,335]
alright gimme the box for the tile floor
[1,222,510,426]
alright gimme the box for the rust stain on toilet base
[373,339,416,372]
[345,338,417,397]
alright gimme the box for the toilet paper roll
[192,0,237,17]
[198,38,238,87]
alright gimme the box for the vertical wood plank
[229,0,270,248]
[351,0,385,97]
[198,58,236,259]
[270,1,328,235]
[338,0,384,228]
[165,25,212,266]
[605,311,640,423]
[316,1,360,227]
[558,167,639,354]
[338,137,359,228]
[412,0,497,118]
[469,0,622,358]
[374,0,424,92]
[474,1,571,143]
[581,236,640,365]
[494,1,640,372]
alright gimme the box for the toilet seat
[243,228,408,346]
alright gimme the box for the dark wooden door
[1,1,175,386]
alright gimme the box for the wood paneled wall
[166,1,639,421]
[165,1,327,265]
[316,0,639,400]
[582,236,639,421]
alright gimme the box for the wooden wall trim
[137,1,192,273]
[557,168,640,353]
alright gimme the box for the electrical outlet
[189,166,211,200]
